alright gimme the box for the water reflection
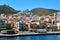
[0,35,60,40]
[0,37,19,40]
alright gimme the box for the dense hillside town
[0,10,60,34]
[0,5,60,34]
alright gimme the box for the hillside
[0,5,60,15]
[0,5,18,14]
[31,8,60,16]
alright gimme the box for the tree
[19,23,28,31]
[30,24,40,29]
[6,24,13,30]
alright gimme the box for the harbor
[0,11,60,36]
[0,0,60,40]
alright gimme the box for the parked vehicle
[36,29,47,33]
[1,30,17,34]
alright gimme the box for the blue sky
[0,0,60,10]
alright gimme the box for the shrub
[6,24,13,30]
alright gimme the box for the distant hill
[0,5,18,14]
[31,8,60,16]
[0,5,60,15]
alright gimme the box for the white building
[32,15,41,20]
[56,23,60,30]
[56,12,60,21]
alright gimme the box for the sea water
[0,35,60,40]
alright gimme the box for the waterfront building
[13,21,19,32]
[56,23,60,30]
[56,12,60,21]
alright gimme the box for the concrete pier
[0,31,60,36]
